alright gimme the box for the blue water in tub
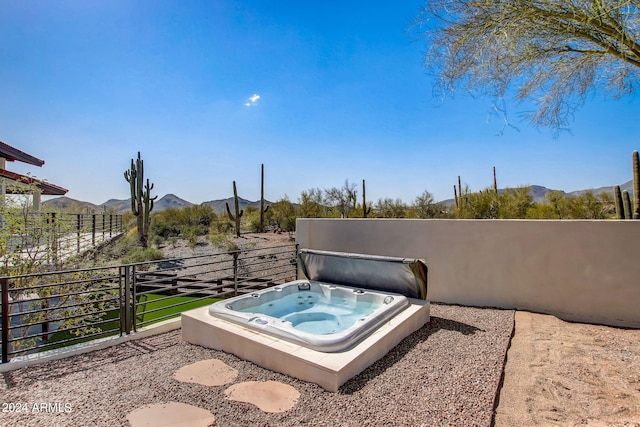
[235,291,380,334]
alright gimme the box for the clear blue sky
[2,0,639,206]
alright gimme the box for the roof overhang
[0,141,45,166]
[0,169,68,196]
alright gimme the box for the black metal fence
[1,212,124,268]
[0,243,297,364]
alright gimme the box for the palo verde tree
[124,151,157,248]
[416,0,640,129]
[325,179,358,218]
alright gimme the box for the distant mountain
[566,179,633,197]
[42,196,100,212]
[202,197,272,215]
[440,184,564,206]
[101,198,130,213]
[44,194,193,214]
[154,194,193,211]
[527,185,563,203]
[438,181,633,206]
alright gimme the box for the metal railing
[1,212,124,268]
[1,243,298,363]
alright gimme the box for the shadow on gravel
[1,331,182,389]
[339,316,484,394]
[158,259,184,269]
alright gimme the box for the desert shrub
[207,225,231,249]
[244,209,261,233]
[181,226,199,249]
[121,247,164,264]
[269,197,296,231]
[151,205,217,240]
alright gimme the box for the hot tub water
[236,290,381,334]
[208,280,408,352]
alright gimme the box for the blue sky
[1,0,639,206]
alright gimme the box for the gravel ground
[0,304,514,427]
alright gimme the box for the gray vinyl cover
[298,249,428,300]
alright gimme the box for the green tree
[297,188,327,218]
[566,191,608,219]
[325,180,358,218]
[499,187,535,218]
[270,196,297,232]
[417,0,640,129]
[545,190,569,219]
[413,190,445,218]
[376,198,408,218]
[243,205,262,232]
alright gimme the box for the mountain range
[43,193,273,215]
[43,180,634,214]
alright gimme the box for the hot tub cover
[298,249,428,300]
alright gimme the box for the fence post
[132,264,137,333]
[233,252,239,297]
[295,243,299,280]
[1,278,9,363]
[51,213,58,266]
[92,214,96,247]
[109,215,113,238]
[124,265,131,335]
[76,214,82,254]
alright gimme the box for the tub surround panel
[181,300,430,392]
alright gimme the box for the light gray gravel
[1,304,514,427]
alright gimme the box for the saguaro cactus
[493,166,498,193]
[362,179,372,218]
[614,185,625,219]
[226,181,244,238]
[259,164,269,233]
[124,152,157,248]
[633,150,639,219]
[453,185,459,208]
[623,190,633,220]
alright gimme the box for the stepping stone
[224,380,300,413]
[126,402,215,427]
[173,359,238,386]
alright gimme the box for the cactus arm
[225,202,235,220]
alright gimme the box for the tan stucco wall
[296,219,640,328]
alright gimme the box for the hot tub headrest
[297,249,428,300]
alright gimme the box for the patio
[1,303,513,426]
[2,303,640,426]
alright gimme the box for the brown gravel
[0,304,514,427]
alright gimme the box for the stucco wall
[296,218,640,328]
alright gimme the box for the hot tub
[208,280,409,352]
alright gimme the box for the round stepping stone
[126,402,215,427]
[173,359,238,386]
[224,380,300,413]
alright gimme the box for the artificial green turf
[45,293,220,349]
